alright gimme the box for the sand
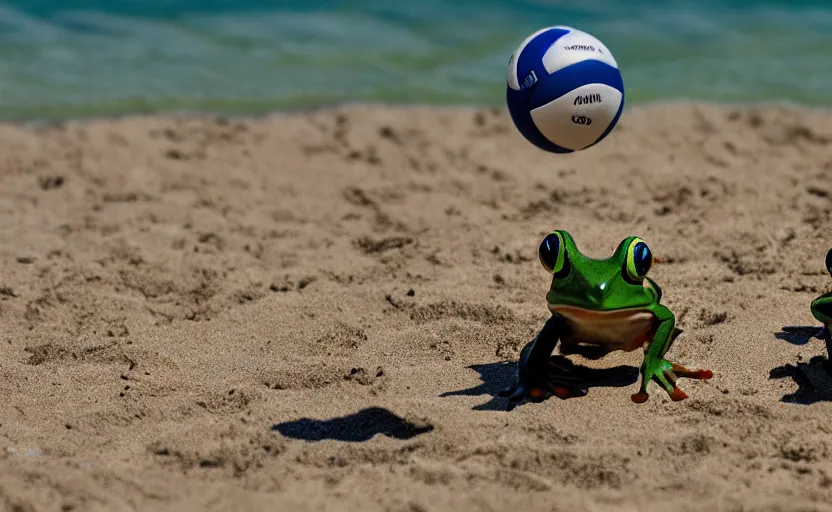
[0,102,831,512]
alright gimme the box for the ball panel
[528,59,623,111]
[584,87,625,150]
[508,27,571,93]
[541,29,618,74]
[506,87,573,153]
[506,26,554,91]
[529,83,623,151]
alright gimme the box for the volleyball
[506,26,624,153]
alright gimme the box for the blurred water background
[0,0,830,120]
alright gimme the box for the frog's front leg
[499,315,587,407]
[632,305,713,403]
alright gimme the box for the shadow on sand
[272,407,434,442]
[440,355,639,411]
[770,326,832,405]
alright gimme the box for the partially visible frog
[810,249,832,362]
[500,230,712,407]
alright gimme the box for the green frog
[500,230,713,407]
[810,249,832,361]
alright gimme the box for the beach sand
[0,102,831,511]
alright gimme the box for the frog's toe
[660,363,708,401]
[670,362,713,380]
[669,386,688,401]
[654,379,689,402]
[631,391,649,403]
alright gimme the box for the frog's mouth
[548,304,648,317]
[548,304,656,347]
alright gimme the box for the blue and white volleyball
[506,26,624,154]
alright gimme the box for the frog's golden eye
[825,248,832,277]
[625,237,652,282]
[538,232,568,276]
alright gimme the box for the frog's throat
[548,304,656,347]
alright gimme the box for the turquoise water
[0,0,830,120]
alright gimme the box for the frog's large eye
[625,237,652,282]
[825,248,832,277]
[538,232,568,276]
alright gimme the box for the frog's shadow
[770,326,832,405]
[440,355,639,411]
[776,325,825,346]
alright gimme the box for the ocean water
[0,0,830,120]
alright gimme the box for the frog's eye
[625,238,652,282]
[825,248,832,277]
[538,232,568,275]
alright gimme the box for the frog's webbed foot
[498,315,583,409]
[631,360,713,404]
[498,353,589,408]
[632,311,713,403]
